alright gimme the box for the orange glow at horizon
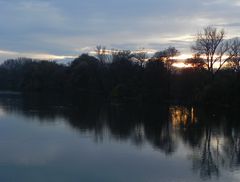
[172,62,193,68]
[174,54,192,60]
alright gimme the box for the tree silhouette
[131,49,148,67]
[228,38,240,72]
[192,26,239,78]
[153,46,180,70]
[95,45,111,63]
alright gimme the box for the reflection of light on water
[134,124,145,137]
[211,136,224,152]
[170,106,197,128]
[0,107,5,117]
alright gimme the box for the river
[0,95,239,182]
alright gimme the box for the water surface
[0,95,239,182]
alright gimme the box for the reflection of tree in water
[168,105,240,180]
[170,106,220,179]
[188,108,240,180]
[140,105,177,155]
[170,106,202,148]
[0,96,178,155]
[144,122,177,155]
[0,96,240,179]
[222,128,240,169]
[169,106,219,178]
[192,128,220,180]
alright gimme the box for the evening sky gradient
[0,0,239,61]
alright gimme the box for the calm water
[0,95,239,182]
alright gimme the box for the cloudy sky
[0,0,240,61]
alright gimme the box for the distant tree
[153,47,179,59]
[95,45,111,63]
[70,54,103,93]
[71,54,99,67]
[151,47,180,100]
[186,54,205,69]
[0,58,33,90]
[192,26,238,77]
[143,60,168,101]
[112,49,131,62]
[109,50,142,99]
[132,49,148,67]
[153,47,180,70]
[21,61,67,92]
[1,58,33,70]
[228,38,240,72]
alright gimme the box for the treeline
[0,26,240,105]
[0,55,168,102]
[0,52,239,106]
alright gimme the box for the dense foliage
[0,53,239,106]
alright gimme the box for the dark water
[0,95,240,182]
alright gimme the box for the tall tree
[192,26,236,76]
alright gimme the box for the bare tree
[95,45,111,63]
[192,26,236,76]
[228,38,240,72]
[192,128,220,180]
[112,49,131,62]
[132,49,148,67]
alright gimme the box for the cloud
[0,0,239,59]
[0,49,76,62]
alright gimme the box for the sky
[0,0,240,61]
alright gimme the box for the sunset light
[0,1,240,182]
[172,62,193,68]
[174,54,191,60]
